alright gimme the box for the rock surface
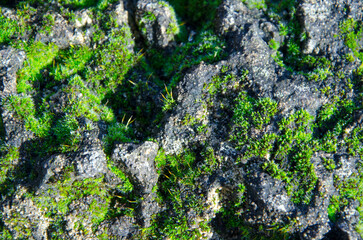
[136,0,179,48]
[0,0,362,239]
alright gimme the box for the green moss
[242,0,267,10]
[49,45,93,83]
[148,30,226,90]
[0,146,19,192]
[31,174,111,237]
[161,86,176,112]
[0,14,19,45]
[143,148,218,239]
[52,114,81,152]
[4,95,53,138]
[269,39,280,50]
[103,122,132,155]
[87,27,139,95]
[228,91,360,206]
[231,91,278,150]
[264,0,337,81]
[14,0,117,9]
[17,41,59,93]
[139,11,157,37]
[328,168,363,229]
[340,18,363,61]
[228,78,323,204]
[4,95,35,119]
[108,163,133,194]
[0,225,12,240]
[0,5,32,46]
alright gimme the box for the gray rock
[108,0,135,53]
[273,74,328,116]
[2,187,51,240]
[1,107,34,148]
[160,63,221,155]
[243,161,294,225]
[334,154,360,180]
[215,0,260,36]
[297,0,363,57]
[0,47,26,95]
[136,0,179,48]
[231,23,277,97]
[64,195,108,239]
[140,191,160,228]
[35,12,92,49]
[74,138,107,179]
[104,215,139,239]
[112,141,159,193]
[335,201,362,240]
[39,154,69,188]
[112,0,130,27]
[74,9,93,28]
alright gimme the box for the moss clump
[4,95,53,138]
[3,0,119,9]
[88,27,139,91]
[230,90,317,204]
[339,18,363,62]
[0,146,20,198]
[32,174,111,237]
[142,148,217,239]
[0,14,21,45]
[17,41,59,93]
[0,6,31,46]
[148,30,226,90]
[222,63,361,205]
[103,122,132,154]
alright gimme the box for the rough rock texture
[335,202,361,240]
[39,154,69,189]
[161,63,221,154]
[112,141,161,228]
[35,11,93,49]
[1,0,363,239]
[297,0,363,56]
[101,215,139,239]
[2,187,51,240]
[1,107,34,148]
[0,47,25,95]
[136,0,179,48]
[74,138,107,179]
[0,47,32,147]
[112,141,159,193]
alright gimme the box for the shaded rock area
[0,0,362,239]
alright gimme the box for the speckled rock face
[136,0,179,48]
[297,0,363,56]
[112,141,159,193]
[0,0,363,239]
[74,138,108,179]
[0,47,25,95]
[35,11,93,49]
